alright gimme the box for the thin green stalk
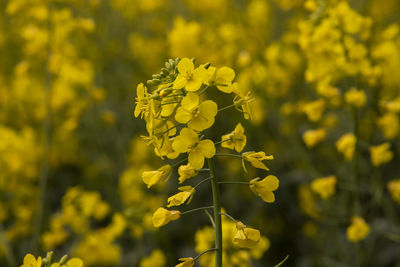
[32,3,52,252]
[181,206,214,215]
[194,248,218,261]
[220,212,237,223]
[214,153,242,159]
[218,104,235,112]
[194,177,212,189]
[207,158,222,267]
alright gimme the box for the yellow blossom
[175,92,218,131]
[302,128,326,148]
[167,186,196,207]
[378,112,399,139]
[232,221,260,248]
[345,88,367,108]
[20,254,42,267]
[139,250,166,267]
[311,176,337,199]
[250,175,279,203]
[388,179,400,204]
[346,216,370,242]
[303,99,325,122]
[370,143,393,167]
[178,164,198,183]
[172,128,215,169]
[51,258,84,267]
[336,133,356,161]
[242,151,273,172]
[152,207,181,228]
[232,82,255,120]
[175,257,195,267]
[221,123,247,152]
[212,66,235,93]
[173,58,208,91]
[134,83,150,118]
[142,164,172,188]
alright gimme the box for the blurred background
[1,0,400,266]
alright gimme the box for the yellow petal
[173,74,188,89]
[188,150,205,169]
[198,139,216,158]
[178,58,194,75]
[175,107,192,124]
[257,175,279,191]
[181,92,199,110]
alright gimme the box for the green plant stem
[207,158,223,267]
[214,153,242,158]
[220,212,237,223]
[194,248,218,261]
[194,177,212,189]
[218,104,235,112]
[181,206,214,215]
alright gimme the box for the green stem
[194,248,218,261]
[214,138,232,145]
[220,212,237,223]
[181,206,214,215]
[194,177,212,189]
[207,158,223,267]
[218,104,235,112]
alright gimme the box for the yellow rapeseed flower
[175,257,195,267]
[172,128,215,169]
[209,66,235,93]
[232,82,256,120]
[303,99,325,122]
[303,128,326,148]
[152,207,181,228]
[20,254,42,267]
[134,83,150,118]
[221,123,247,152]
[173,58,208,91]
[178,164,198,184]
[51,258,84,267]
[175,92,218,131]
[387,179,400,204]
[250,175,279,203]
[336,133,356,161]
[232,221,260,248]
[346,216,370,242]
[242,151,273,172]
[345,88,367,108]
[167,186,196,207]
[142,164,172,188]
[370,143,393,167]
[311,175,337,199]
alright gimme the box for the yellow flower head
[172,128,216,169]
[378,112,399,140]
[303,99,325,122]
[51,258,84,267]
[152,207,181,228]
[178,164,198,184]
[173,58,208,92]
[232,221,261,248]
[139,249,166,267]
[302,128,326,148]
[21,254,42,267]
[250,175,279,203]
[221,123,247,152]
[311,175,337,199]
[336,133,356,161]
[134,83,150,118]
[210,66,235,93]
[232,82,256,120]
[387,179,400,204]
[142,164,172,188]
[242,151,273,172]
[370,143,393,167]
[345,88,367,108]
[346,216,370,242]
[175,257,195,267]
[167,186,196,207]
[175,92,218,131]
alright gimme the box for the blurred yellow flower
[152,207,181,228]
[232,221,260,248]
[167,186,196,207]
[172,128,215,169]
[311,175,337,199]
[51,258,83,267]
[140,249,166,267]
[175,257,195,267]
[387,179,400,204]
[213,66,235,93]
[336,133,356,161]
[345,88,367,108]
[175,92,218,131]
[242,151,273,172]
[303,128,326,148]
[173,58,208,91]
[303,99,325,122]
[134,83,150,118]
[250,175,279,203]
[221,123,246,152]
[370,143,393,167]
[142,164,172,188]
[346,216,370,242]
